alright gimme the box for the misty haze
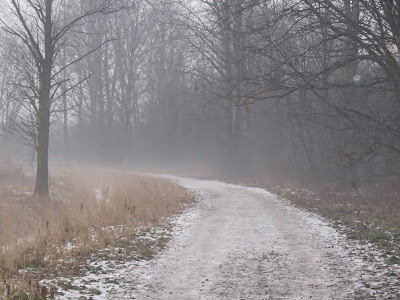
[0,0,399,299]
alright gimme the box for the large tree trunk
[34,99,50,197]
[343,0,359,81]
[35,60,51,197]
[34,0,53,197]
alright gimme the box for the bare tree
[0,0,118,197]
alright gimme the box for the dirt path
[118,177,356,299]
[56,176,393,299]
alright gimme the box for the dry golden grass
[0,167,191,298]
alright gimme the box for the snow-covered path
[114,177,356,299]
[57,176,386,299]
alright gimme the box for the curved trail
[123,177,355,299]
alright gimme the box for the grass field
[0,165,192,299]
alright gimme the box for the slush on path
[118,176,357,299]
[60,176,379,299]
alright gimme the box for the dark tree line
[1,0,400,196]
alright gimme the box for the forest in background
[1,0,400,189]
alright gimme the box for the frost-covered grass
[240,174,400,256]
[268,186,400,256]
[228,175,400,297]
[0,167,193,299]
[267,187,400,298]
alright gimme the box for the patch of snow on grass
[41,188,208,299]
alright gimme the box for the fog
[1,0,400,193]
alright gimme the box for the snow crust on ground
[50,176,399,299]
